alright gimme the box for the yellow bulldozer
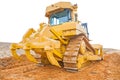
[10,2,103,72]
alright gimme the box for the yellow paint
[10,49,21,60]
[46,51,61,67]
[25,49,38,63]
[53,49,63,58]
[10,2,103,70]
[50,28,68,44]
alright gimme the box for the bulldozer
[10,2,103,72]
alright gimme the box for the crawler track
[63,34,95,72]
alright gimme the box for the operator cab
[45,2,77,26]
[49,9,71,26]
[45,2,89,38]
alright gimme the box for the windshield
[49,9,71,26]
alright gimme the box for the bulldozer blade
[46,51,61,67]
[10,49,21,60]
[25,49,38,63]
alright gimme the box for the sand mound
[0,42,120,80]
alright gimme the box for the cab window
[50,9,71,26]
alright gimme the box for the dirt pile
[0,42,120,80]
[0,42,11,58]
[0,42,26,59]
[0,53,120,80]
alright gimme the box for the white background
[0,0,120,49]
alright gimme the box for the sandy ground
[0,42,120,80]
